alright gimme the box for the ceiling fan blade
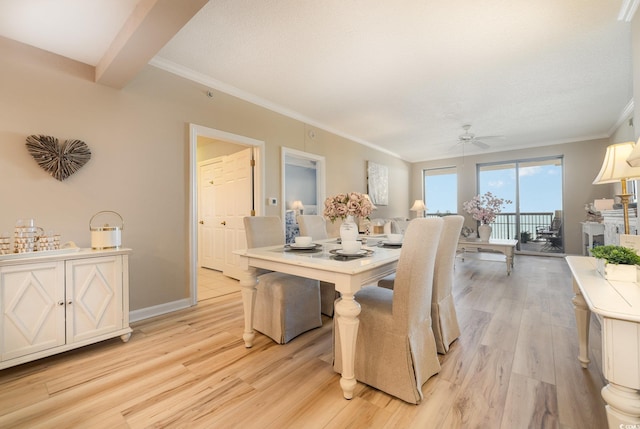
[474,135,504,140]
[472,140,490,149]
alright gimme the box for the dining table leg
[334,291,362,399]
[238,268,258,348]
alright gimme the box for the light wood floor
[0,255,608,428]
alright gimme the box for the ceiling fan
[455,124,496,149]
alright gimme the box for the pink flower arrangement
[324,192,374,222]
[463,192,512,225]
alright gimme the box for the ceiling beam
[95,0,208,89]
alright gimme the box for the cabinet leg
[120,332,131,343]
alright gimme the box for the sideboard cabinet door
[1,262,66,361]
[65,255,123,344]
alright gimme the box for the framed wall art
[367,161,388,206]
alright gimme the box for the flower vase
[340,215,359,242]
[478,224,492,241]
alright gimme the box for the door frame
[281,147,326,229]
[189,123,265,306]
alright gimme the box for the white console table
[566,255,640,428]
[581,222,605,256]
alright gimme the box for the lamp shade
[410,200,426,211]
[291,200,304,211]
[593,141,640,184]
[364,194,377,210]
[626,138,640,167]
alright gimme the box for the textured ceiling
[0,0,634,161]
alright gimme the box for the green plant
[591,245,640,265]
[520,231,531,243]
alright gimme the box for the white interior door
[222,148,253,279]
[198,158,223,270]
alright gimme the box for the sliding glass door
[479,157,564,254]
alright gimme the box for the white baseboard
[129,298,193,323]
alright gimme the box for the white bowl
[295,236,313,246]
[341,240,362,254]
[387,233,403,243]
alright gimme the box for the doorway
[478,156,564,255]
[189,124,265,305]
[281,147,326,242]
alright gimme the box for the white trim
[129,298,192,323]
[281,147,326,226]
[151,57,402,160]
[619,0,640,21]
[189,124,265,306]
[608,99,635,136]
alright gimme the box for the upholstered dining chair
[243,216,322,344]
[334,217,444,404]
[379,215,464,354]
[297,214,339,317]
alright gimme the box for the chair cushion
[254,272,322,344]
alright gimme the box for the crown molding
[608,99,635,136]
[148,56,405,160]
[618,0,640,21]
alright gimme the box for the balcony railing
[428,211,555,241]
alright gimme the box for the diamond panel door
[65,256,123,344]
[1,261,65,361]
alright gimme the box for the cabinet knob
[199,220,204,224]
[67,300,72,305]
[221,221,226,226]
[58,301,64,306]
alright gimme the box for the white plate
[381,241,402,246]
[287,243,317,249]
[336,249,368,256]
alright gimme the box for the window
[478,156,563,254]
[423,166,457,215]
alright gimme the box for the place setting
[377,233,404,248]
[330,240,374,260]
[284,236,323,253]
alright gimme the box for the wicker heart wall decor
[25,134,91,181]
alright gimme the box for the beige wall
[634,13,640,141]
[410,139,612,255]
[197,136,245,162]
[0,37,408,314]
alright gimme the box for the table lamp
[592,141,640,234]
[291,200,304,215]
[410,199,427,218]
[625,137,640,167]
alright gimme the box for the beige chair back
[243,216,284,248]
[392,218,443,333]
[433,215,464,296]
[296,215,329,240]
[431,215,464,353]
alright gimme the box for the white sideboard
[581,222,605,256]
[602,209,638,245]
[0,248,131,369]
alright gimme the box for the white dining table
[233,239,401,399]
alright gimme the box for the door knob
[221,221,226,226]
[199,220,204,224]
